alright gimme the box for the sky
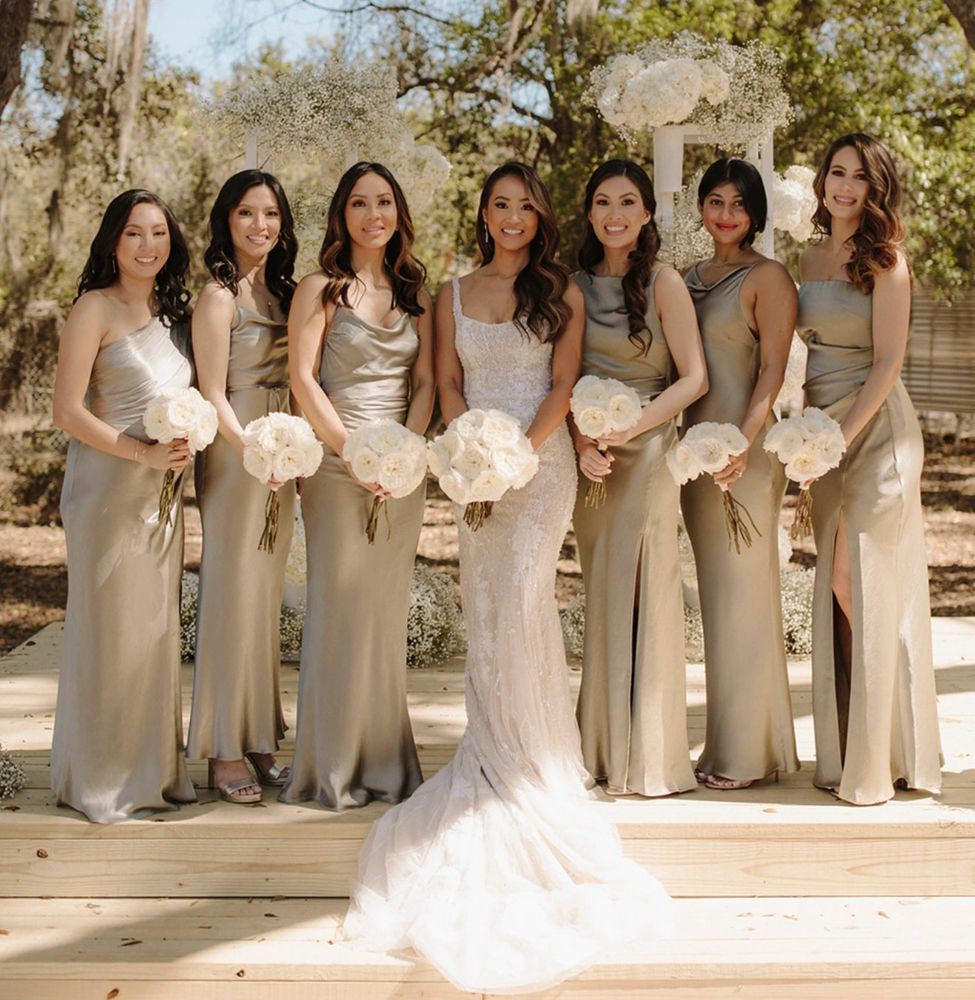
[147,0,340,80]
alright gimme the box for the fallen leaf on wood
[120,939,143,947]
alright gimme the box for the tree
[0,0,33,119]
[945,0,975,49]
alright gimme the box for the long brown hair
[318,162,426,316]
[812,133,906,294]
[577,159,661,355]
[476,162,571,342]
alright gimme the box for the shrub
[0,742,26,800]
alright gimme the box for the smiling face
[699,181,752,248]
[114,202,170,280]
[228,183,281,265]
[343,171,398,250]
[482,174,539,252]
[588,174,652,253]
[823,144,870,226]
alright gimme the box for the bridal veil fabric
[342,280,673,994]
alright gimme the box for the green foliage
[2,427,66,524]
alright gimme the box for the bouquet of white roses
[427,408,538,531]
[667,421,758,553]
[342,418,428,544]
[144,387,218,525]
[764,407,846,539]
[570,374,643,509]
[242,413,324,553]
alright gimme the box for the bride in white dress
[343,162,673,994]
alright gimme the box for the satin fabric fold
[187,304,295,762]
[682,262,799,782]
[797,280,942,804]
[573,270,696,796]
[280,306,423,810]
[52,318,197,823]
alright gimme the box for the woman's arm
[52,293,188,471]
[404,288,436,436]
[287,274,347,456]
[713,259,796,489]
[837,254,911,446]
[525,280,584,450]
[192,283,244,454]
[434,281,467,426]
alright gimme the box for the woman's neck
[349,245,389,287]
[594,245,633,277]
[482,244,529,280]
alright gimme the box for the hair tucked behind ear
[577,159,661,355]
[476,161,571,343]
[812,132,907,294]
[77,189,191,327]
[317,162,426,317]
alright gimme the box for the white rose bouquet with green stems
[764,407,846,539]
[427,408,538,531]
[667,421,758,554]
[143,387,218,525]
[570,374,643,509]
[342,418,428,544]
[242,413,324,553]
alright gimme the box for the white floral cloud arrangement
[772,165,817,243]
[589,35,793,149]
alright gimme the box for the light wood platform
[1,619,974,997]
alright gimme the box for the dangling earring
[111,254,118,275]
[481,218,492,244]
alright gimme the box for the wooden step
[2,623,974,899]
[1,895,973,999]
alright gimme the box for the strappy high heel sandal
[208,759,262,804]
[246,752,290,787]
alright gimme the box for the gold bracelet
[133,439,147,463]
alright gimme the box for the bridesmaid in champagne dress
[186,171,298,803]
[682,158,800,789]
[797,133,941,805]
[282,162,434,810]
[572,160,707,797]
[51,190,197,823]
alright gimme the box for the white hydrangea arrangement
[666,422,758,553]
[589,36,793,148]
[143,387,218,524]
[570,375,643,508]
[764,407,846,538]
[342,419,428,543]
[772,165,817,243]
[241,413,324,553]
[427,409,539,531]
[0,741,26,801]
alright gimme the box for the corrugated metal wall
[904,292,975,413]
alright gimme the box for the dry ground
[2,431,973,656]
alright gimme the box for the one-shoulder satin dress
[797,279,942,804]
[51,317,197,823]
[187,304,295,763]
[573,270,696,797]
[682,262,799,782]
[280,306,424,810]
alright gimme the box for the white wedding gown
[342,279,673,994]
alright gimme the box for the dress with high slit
[682,262,799,782]
[51,317,197,823]
[187,304,295,763]
[797,279,942,804]
[573,269,696,796]
[279,306,424,810]
[341,278,673,995]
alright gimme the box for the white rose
[784,450,830,484]
[188,404,219,452]
[351,447,380,483]
[243,445,274,484]
[272,444,307,482]
[257,420,291,453]
[510,448,539,489]
[438,469,471,504]
[607,390,642,431]
[809,434,845,469]
[764,420,805,463]
[665,441,702,485]
[800,406,841,437]
[380,451,426,497]
[714,422,749,456]
[427,438,451,478]
[469,468,508,502]
[457,442,489,478]
[480,411,521,448]
[698,60,730,105]
[371,421,405,455]
[685,424,729,474]
[575,406,611,440]
[299,438,323,478]
[143,399,171,441]
[454,409,486,437]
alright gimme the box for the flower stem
[791,488,813,540]
[259,489,280,553]
[584,479,607,509]
[463,500,494,532]
[721,488,760,554]
[158,469,175,525]
[366,496,391,544]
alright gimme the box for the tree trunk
[946,0,975,50]
[0,0,34,118]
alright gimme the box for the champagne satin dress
[51,317,197,823]
[280,306,424,810]
[186,304,295,763]
[682,262,799,782]
[797,280,942,804]
[573,270,696,796]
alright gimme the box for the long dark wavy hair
[476,161,572,343]
[698,158,768,248]
[318,162,426,317]
[578,159,661,355]
[203,169,298,315]
[811,132,906,294]
[76,189,190,326]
